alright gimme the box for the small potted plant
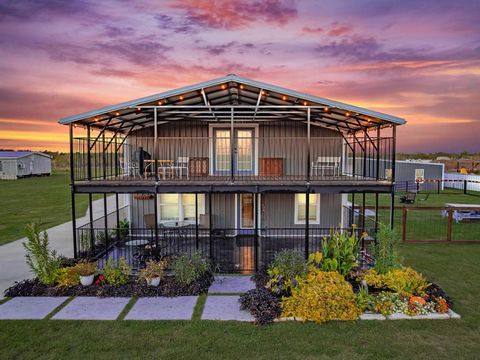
[138,260,167,287]
[74,261,97,286]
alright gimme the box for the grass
[0,171,94,245]
[0,244,479,359]
[352,191,480,242]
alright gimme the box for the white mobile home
[0,151,52,180]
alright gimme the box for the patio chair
[175,157,189,179]
[311,156,341,177]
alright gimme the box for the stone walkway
[0,276,462,322]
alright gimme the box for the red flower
[99,275,105,281]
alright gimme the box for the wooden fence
[401,207,480,244]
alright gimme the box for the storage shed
[394,160,444,192]
[0,151,52,180]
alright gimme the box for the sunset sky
[0,0,479,152]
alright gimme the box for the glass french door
[213,128,254,175]
[237,193,255,234]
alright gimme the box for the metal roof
[59,74,406,133]
[0,151,51,159]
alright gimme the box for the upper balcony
[72,134,394,193]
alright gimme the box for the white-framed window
[158,193,205,223]
[18,161,25,169]
[294,193,320,224]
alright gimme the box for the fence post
[447,209,453,242]
[402,207,407,242]
[437,179,440,194]
[464,179,467,194]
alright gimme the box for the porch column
[305,189,310,259]
[154,190,159,249]
[195,193,199,250]
[115,193,120,230]
[69,124,77,258]
[103,193,108,240]
[351,193,355,226]
[230,107,234,182]
[86,124,94,250]
[254,192,259,272]
[375,193,379,232]
[375,126,380,180]
[209,192,213,260]
[87,125,92,180]
[390,125,397,228]
[306,107,311,182]
[361,192,366,229]
[154,107,158,182]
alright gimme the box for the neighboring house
[394,160,444,192]
[0,151,52,180]
[59,74,405,273]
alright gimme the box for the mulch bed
[4,273,214,298]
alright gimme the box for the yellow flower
[361,231,368,239]
[351,224,357,229]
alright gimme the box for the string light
[324,106,329,112]
[115,112,120,116]
[221,84,226,90]
[158,100,162,105]
[240,84,244,89]
[179,95,184,100]
[345,111,351,117]
[282,95,287,101]
[261,90,266,95]
[303,101,308,106]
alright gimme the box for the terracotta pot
[80,274,94,286]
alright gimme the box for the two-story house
[60,74,404,273]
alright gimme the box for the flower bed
[4,272,213,298]
[6,223,214,298]
[240,227,457,325]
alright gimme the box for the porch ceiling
[59,74,405,134]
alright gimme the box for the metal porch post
[305,189,310,259]
[154,108,158,182]
[209,192,213,260]
[352,135,356,179]
[102,133,108,239]
[254,192,259,272]
[376,126,380,180]
[390,125,397,229]
[69,124,78,258]
[195,193,199,250]
[362,192,366,230]
[375,193,379,231]
[351,193,355,226]
[307,107,311,182]
[154,190,159,250]
[230,107,234,182]
[86,125,94,250]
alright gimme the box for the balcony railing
[72,136,393,183]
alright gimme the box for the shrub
[281,269,360,323]
[239,288,282,325]
[23,222,61,285]
[363,267,430,296]
[74,261,96,276]
[56,267,80,287]
[373,225,402,274]
[266,250,308,295]
[320,230,360,276]
[171,251,211,285]
[115,220,130,240]
[102,257,131,285]
[138,259,167,283]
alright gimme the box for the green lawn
[352,191,480,242]
[0,244,479,359]
[0,171,92,245]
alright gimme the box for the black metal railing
[72,136,394,183]
[76,226,373,272]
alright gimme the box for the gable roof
[59,74,405,133]
[0,151,51,159]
